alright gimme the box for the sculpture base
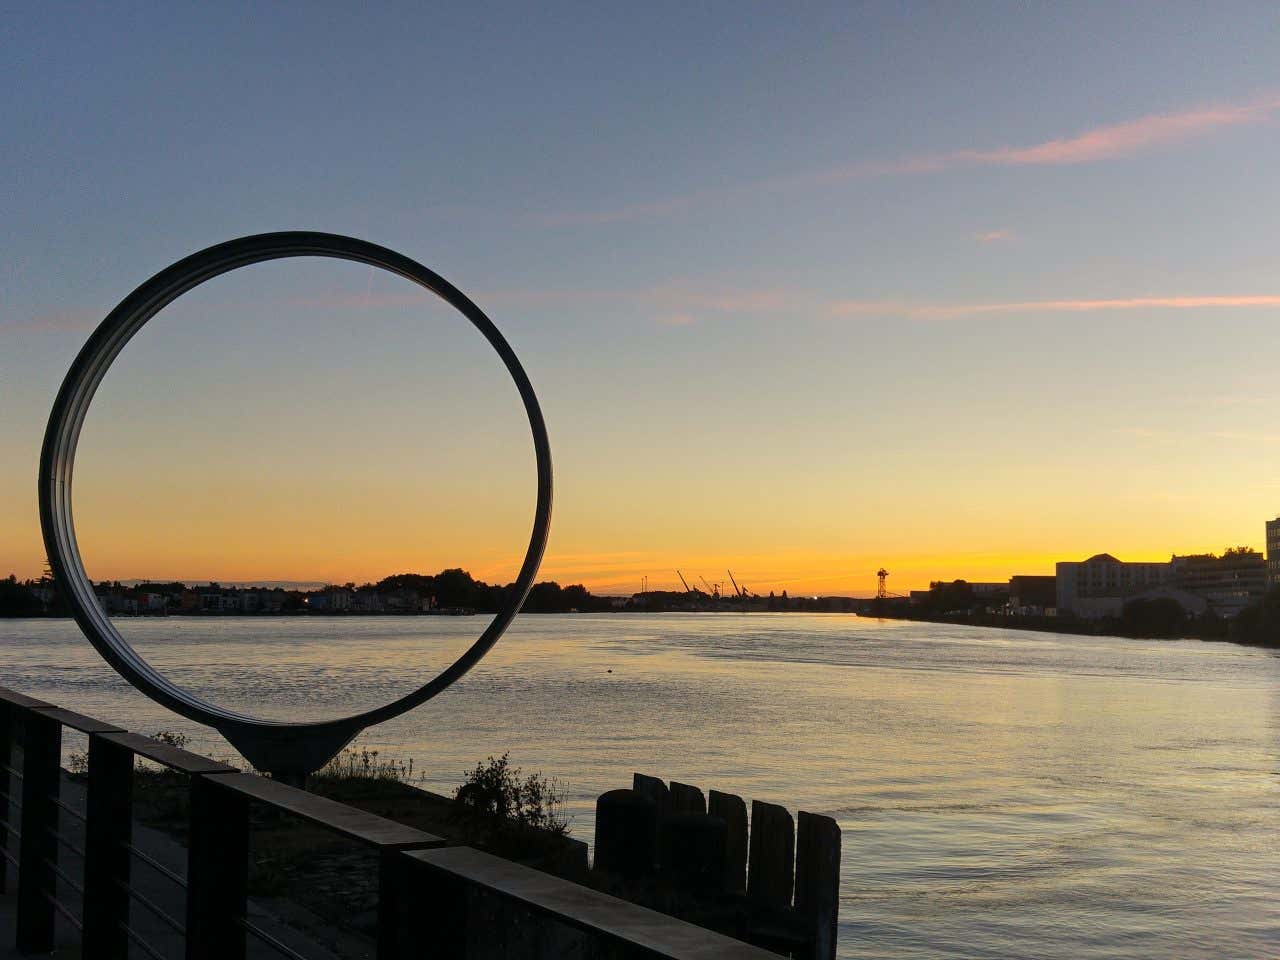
[217,722,359,780]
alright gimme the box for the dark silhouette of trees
[1120,597,1186,638]
[921,580,978,615]
[1233,586,1280,647]
[0,575,42,617]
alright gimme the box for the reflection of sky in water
[4,613,1278,958]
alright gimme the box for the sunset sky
[4,4,1280,596]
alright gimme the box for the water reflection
[2,613,1277,958]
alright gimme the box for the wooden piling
[795,811,841,960]
[659,813,726,893]
[632,773,671,817]
[594,788,658,878]
[669,781,706,815]
[709,790,748,893]
[747,799,794,909]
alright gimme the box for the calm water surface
[2,613,1277,958]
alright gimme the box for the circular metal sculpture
[39,232,553,777]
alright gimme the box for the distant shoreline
[866,608,1278,650]
[0,607,858,620]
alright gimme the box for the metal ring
[39,232,553,773]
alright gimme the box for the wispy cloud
[827,293,1280,321]
[106,279,1280,332]
[973,228,1014,243]
[0,309,100,337]
[539,91,1280,225]
[951,93,1280,167]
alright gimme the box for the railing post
[83,734,135,958]
[0,701,12,894]
[408,854,470,959]
[186,775,248,960]
[378,850,420,960]
[17,709,60,954]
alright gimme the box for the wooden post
[659,813,726,893]
[795,812,841,960]
[631,773,671,816]
[186,776,249,960]
[669,781,706,814]
[747,800,794,910]
[594,789,658,878]
[83,734,135,959]
[709,790,748,893]
[17,709,60,954]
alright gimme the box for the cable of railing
[50,795,86,822]
[241,917,311,960]
[44,854,84,895]
[0,788,22,807]
[125,840,189,888]
[46,824,85,857]
[118,878,187,936]
[44,890,83,931]
[1,820,20,836]
[0,846,18,867]
[119,919,172,960]
[2,764,24,779]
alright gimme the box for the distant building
[30,581,56,613]
[1008,575,1056,615]
[1171,550,1266,617]
[308,588,353,612]
[199,590,239,613]
[1267,517,1280,585]
[96,588,138,615]
[238,589,285,614]
[1055,554,1172,618]
[967,582,1010,599]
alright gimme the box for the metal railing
[0,688,776,960]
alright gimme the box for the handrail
[200,771,441,849]
[400,845,779,959]
[94,730,237,775]
[1,686,783,960]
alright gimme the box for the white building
[1055,554,1173,618]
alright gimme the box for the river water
[1,613,1276,958]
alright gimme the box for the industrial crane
[727,570,745,598]
[676,570,695,594]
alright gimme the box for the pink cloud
[956,94,1280,167]
[538,91,1280,224]
[0,309,100,337]
[973,228,1014,243]
[828,294,1280,320]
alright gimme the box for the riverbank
[861,605,1279,648]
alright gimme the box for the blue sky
[4,3,1280,594]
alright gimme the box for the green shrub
[453,752,569,840]
[313,746,415,783]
